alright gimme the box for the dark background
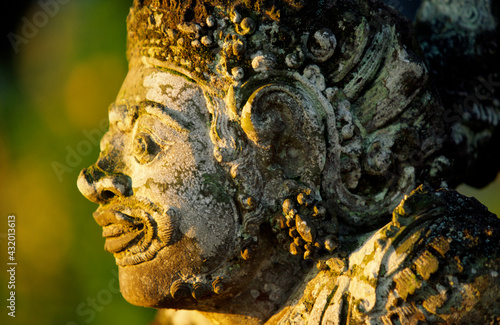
[0,1,498,325]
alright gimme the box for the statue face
[77,57,239,307]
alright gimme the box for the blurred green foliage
[0,1,498,325]
[0,1,156,324]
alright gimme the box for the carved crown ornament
[128,0,341,96]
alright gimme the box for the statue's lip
[91,200,174,264]
[103,227,144,253]
[94,209,145,254]
[93,208,141,227]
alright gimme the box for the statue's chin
[118,263,221,309]
[115,236,227,308]
[118,258,174,308]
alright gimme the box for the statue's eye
[133,131,164,164]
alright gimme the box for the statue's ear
[240,84,326,184]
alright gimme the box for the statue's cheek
[177,196,237,256]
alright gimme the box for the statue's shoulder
[269,186,500,325]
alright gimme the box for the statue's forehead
[143,70,202,114]
[112,60,206,131]
[117,59,203,108]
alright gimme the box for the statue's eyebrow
[108,102,138,131]
[141,100,193,132]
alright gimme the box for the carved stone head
[77,0,451,313]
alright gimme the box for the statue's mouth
[97,210,145,253]
[93,198,174,266]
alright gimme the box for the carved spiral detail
[170,280,191,299]
[307,28,337,62]
[191,282,211,299]
[170,279,224,300]
[211,278,224,295]
[457,1,486,30]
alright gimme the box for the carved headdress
[129,0,341,94]
[127,0,446,238]
[127,0,428,97]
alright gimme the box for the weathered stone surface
[77,0,500,323]
[267,186,500,324]
[415,0,500,188]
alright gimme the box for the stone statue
[77,0,500,323]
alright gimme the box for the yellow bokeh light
[65,55,126,129]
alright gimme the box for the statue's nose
[77,164,133,204]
